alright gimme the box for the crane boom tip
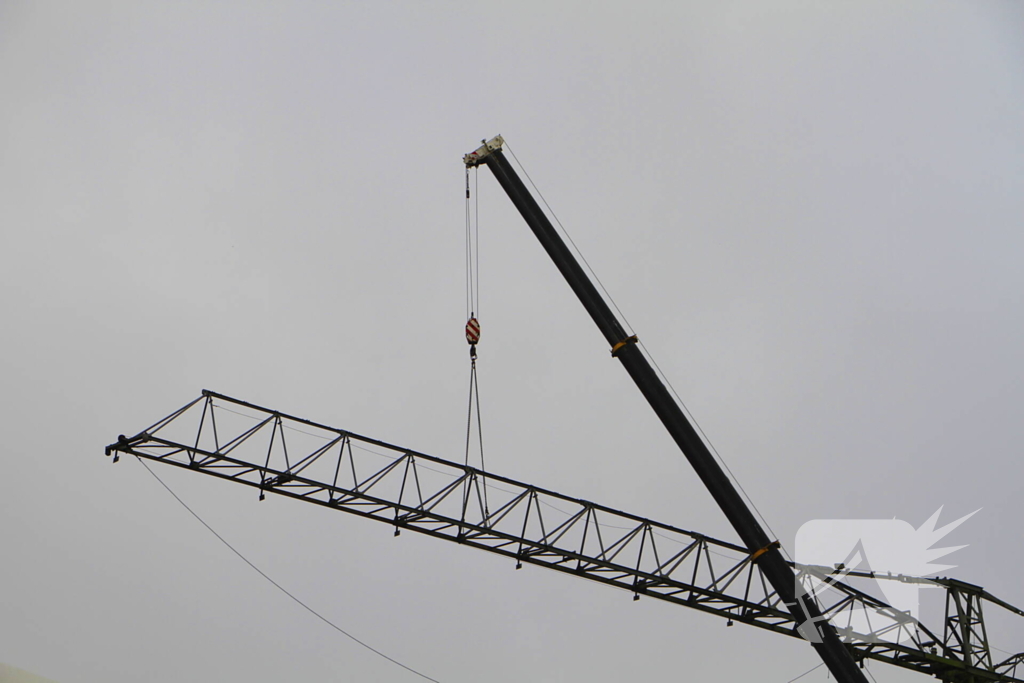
[464,135,504,167]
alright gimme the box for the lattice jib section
[106,391,1023,683]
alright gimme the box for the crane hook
[466,316,480,359]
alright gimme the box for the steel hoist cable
[464,168,480,319]
[464,168,489,518]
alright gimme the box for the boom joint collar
[750,540,781,563]
[611,335,638,357]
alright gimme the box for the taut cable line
[464,169,489,518]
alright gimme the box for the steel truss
[106,391,1023,683]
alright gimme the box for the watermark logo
[793,507,978,643]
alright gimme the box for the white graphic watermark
[792,507,978,643]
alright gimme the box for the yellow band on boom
[611,335,638,357]
[750,540,781,562]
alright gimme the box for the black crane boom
[464,135,868,683]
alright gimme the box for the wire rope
[461,360,489,517]
[135,456,443,683]
[465,169,474,318]
[786,662,825,683]
[474,167,480,316]
[463,166,489,516]
[641,340,789,560]
[465,167,481,318]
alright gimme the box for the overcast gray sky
[2,2,1022,682]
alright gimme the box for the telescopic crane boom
[464,135,867,683]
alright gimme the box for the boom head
[464,135,504,167]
